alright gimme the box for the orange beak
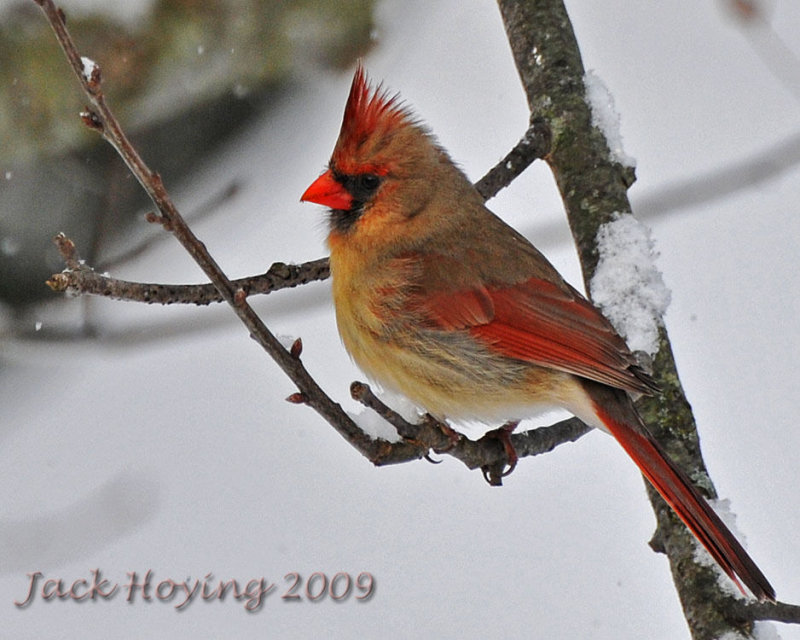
[300,170,353,210]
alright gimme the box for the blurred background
[0,0,374,310]
[1,1,799,638]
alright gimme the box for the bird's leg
[479,420,520,485]
[431,417,461,453]
[405,414,461,463]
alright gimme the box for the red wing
[418,277,654,394]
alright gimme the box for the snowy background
[2,0,799,638]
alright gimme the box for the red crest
[332,63,414,174]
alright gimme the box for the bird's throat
[328,206,364,234]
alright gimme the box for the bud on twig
[79,108,102,131]
[290,338,303,359]
[286,392,308,405]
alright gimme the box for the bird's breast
[327,238,592,424]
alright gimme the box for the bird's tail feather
[584,382,775,602]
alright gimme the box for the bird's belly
[336,306,587,424]
[328,250,594,425]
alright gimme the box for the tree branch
[349,381,591,479]
[735,600,800,625]
[474,119,552,200]
[497,0,794,637]
[33,0,374,458]
[47,233,331,305]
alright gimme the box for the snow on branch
[584,70,635,167]
[589,214,670,356]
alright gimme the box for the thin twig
[33,0,371,455]
[734,599,800,625]
[474,118,551,200]
[350,382,423,441]
[350,381,590,481]
[48,234,330,304]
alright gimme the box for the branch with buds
[47,234,331,305]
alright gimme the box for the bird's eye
[357,173,380,192]
[332,171,382,208]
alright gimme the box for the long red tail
[584,382,775,601]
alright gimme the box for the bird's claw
[431,419,461,454]
[479,421,519,486]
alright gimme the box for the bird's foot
[406,415,461,464]
[431,418,461,454]
[479,421,519,486]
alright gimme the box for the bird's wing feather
[416,276,655,395]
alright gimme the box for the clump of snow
[347,408,402,442]
[584,70,635,167]
[753,622,782,640]
[348,388,422,443]
[717,623,781,640]
[80,56,98,82]
[589,214,670,356]
[691,498,753,601]
[717,633,748,640]
[708,498,748,542]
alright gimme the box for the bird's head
[301,64,476,249]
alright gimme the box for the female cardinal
[301,64,775,601]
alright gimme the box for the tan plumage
[301,64,775,601]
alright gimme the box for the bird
[300,63,775,602]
